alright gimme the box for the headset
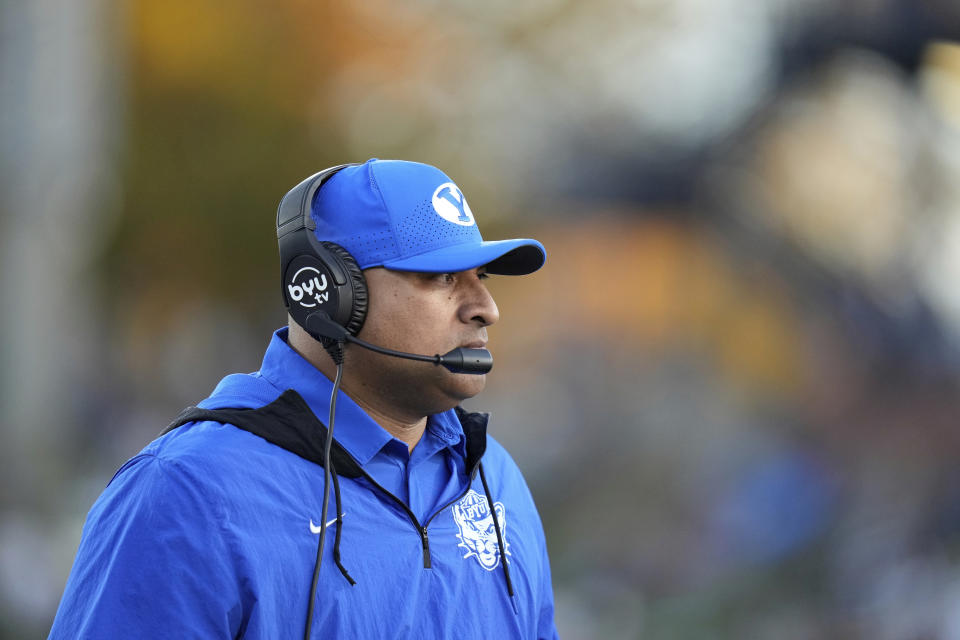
[277,163,368,362]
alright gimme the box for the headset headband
[277,163,357,241]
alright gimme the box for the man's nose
[461,274,500,327]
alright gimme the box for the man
[49,159,558,638]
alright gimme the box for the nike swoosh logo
[309,514,343,535]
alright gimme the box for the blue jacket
[49,329,558,638]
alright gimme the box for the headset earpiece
[316,242,367,336]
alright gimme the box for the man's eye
[477,272,490,281]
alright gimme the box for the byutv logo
[287,266,329,308]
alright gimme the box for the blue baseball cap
[310,159,546,275]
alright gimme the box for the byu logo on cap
[432,182,475,226]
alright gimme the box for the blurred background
[4,0,960,637]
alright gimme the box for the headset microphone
[305,312,493,375]
[434,347,494,375]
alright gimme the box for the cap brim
[380,238,546,275]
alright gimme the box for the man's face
[346,266,500,417]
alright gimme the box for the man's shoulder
[115,422,262,490]
[151,415,266,457]
[98,418,306,532]
[145,371,291,466]
[124,395,298,485]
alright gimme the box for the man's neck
[287,324,429,453]
[288,323,442,452]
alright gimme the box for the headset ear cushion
[321,241,368,337]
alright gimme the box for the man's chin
[440,372,487,405]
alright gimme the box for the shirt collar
[258,328,465,465]
[426,410,467,459]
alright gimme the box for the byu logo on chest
[432,182,475,226]
[452,489,509,571]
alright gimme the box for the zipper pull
[421,527,432,569]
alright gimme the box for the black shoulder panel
[161,389,364,478]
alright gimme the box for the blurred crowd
[4,0,960,638]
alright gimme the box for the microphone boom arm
[345,334,439,365]
[304,312,493,374]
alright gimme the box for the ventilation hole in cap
[395,199,478,255]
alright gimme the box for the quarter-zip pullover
[49,328,559,639]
